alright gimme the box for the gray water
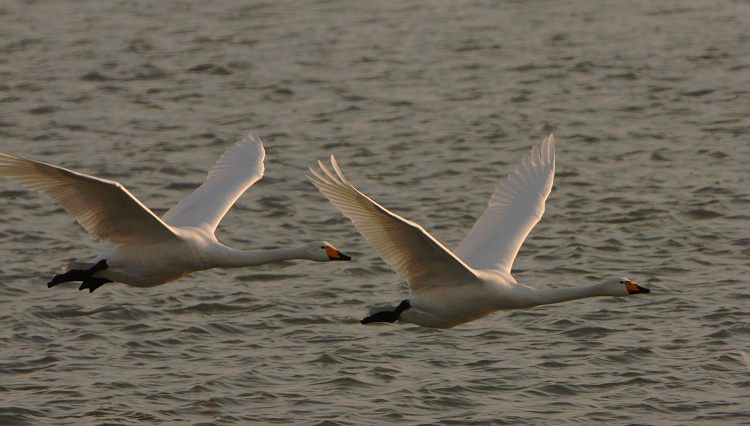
[1,0,750,424]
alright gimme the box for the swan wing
[453,134,555,273]
[161,132,265,232]
[0,151,179,244]
[308,156,480,293]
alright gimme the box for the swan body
[0,132,350,292]
[309,134,649,329]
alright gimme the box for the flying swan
[0,132,350,292]
[308,134,649,329]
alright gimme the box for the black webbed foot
[48,270,85,288]
[361,299,411,324]
[79,277,113,293]
[48,259,110,291]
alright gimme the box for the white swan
[308,134,649,329]
[0,132,350,292]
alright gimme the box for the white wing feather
[0,151,179,244]
[308,157,479,293]
[453,134,555,273]
[161,132,265,232]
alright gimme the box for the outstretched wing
[162,132,265,232]
[453,134,555,273]
[0,151,179,244]
[308,157,480,294]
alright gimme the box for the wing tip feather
[237,131,266,160]
[542,133,555,165]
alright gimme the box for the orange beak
[625,281,650,294]
[325,246,351,261]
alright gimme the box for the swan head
[603,277,650,297]
[307,241,352,262]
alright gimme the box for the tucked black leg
[48,259,110,289]
[79,277,113,293]
[361,299,411,324]
[48,270,86,287]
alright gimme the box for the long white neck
[518,282,610,308]
[210,246,314,268]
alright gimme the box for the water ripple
[1,0,749,423]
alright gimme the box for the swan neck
[526,282,606,307]
[214,246,310,268]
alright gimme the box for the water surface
[2,0,750,424]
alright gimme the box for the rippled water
[2,0,750,424]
